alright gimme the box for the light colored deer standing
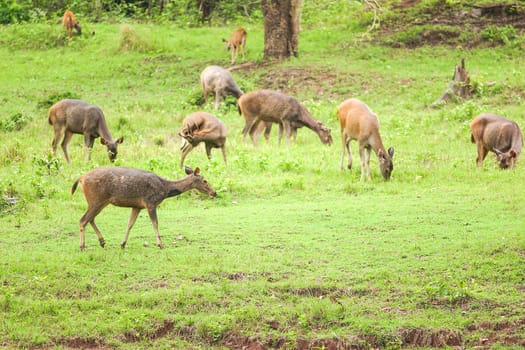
[222,28,247,65]
[178,112,228,168]
[337,98,394,181]
[62,10,82,39]
[48,99,123,163]
[200,65,243,110]
[71,166,216,250]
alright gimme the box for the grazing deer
[178,112,228,168]
[62,10,82,39]
[200,65,243,110]
[337,98,394,181]
[470,113,523,169]
[71,166,216,250]
[222,28,247,65]
[48,99,123,163]
[237,90,333,146]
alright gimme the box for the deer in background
[237,90,333,146]
[337,98,394,181]
[470,113,523,169]
[48,99,123,163]
[179,112,228,168]
[200,65,243,110]
[62,10,82,39]
[222,28,247,65]
[71,166,216,250]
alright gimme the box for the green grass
[1,8,525,349]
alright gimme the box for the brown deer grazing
[48,99,123,163]
[470,113,523,169]
[178,112,228,168]
[62,10,82,39]
[337,98,394,181]
[200,65,243,109]
[222,28,247,65]
[237,90,333,146]
[71,166,216,250]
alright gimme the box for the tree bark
[262,0,303,60]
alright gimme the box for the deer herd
[55,12,523,250]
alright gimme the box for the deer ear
[184,166,193,175]
[378,149,385,158]
[117,137,124,144]
[100,138,108,145]
[510,149,517,158]
[388,147,394,158]
[494,148,502,155]
[194,167,201,175]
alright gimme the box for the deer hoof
[120,242,127,249]
[158,243,165,249]
[99,238,105,248]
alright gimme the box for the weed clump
[0,112,30,132]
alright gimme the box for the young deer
[237,90,332,146]
[178,112,228,168]
[222,28,247,65]
[62,10,82,39]
[71,166,216,250]
[337,98,394,181]
[470,113,523,169]
[200,65,243,110]
[48,99,123,163]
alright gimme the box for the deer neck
[165,176,194,198]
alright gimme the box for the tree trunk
[431,58,473,107]
[262,0,303,60]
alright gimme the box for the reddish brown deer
[337,98,394,181]
[222,28,247,65]
[200,65,243,110]
[62,10,82,39]
[470,113,523,169]
[48,99,123,163]
[178,112,228,168]
[71,166,216,250]
[237,90,333,146]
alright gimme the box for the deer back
[200,65,243,99]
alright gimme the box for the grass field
[0,2,524,349]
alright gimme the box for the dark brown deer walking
[178,112,228,168]
[470,113,523,169]
[222,28,247,65]
[62,10,82,39]
[237,90,332,146]
[337,98,394,181]
[48,99,123,163]
[71,166,216,250]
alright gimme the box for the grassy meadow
[1,2,524,349]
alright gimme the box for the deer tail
[470,133,475,144]
[71,179,80,195]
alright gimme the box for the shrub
[0,112,30,132]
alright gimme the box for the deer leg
[365,146,372,181]
[61,131,74,163]
[340,134,350,170]
[241,117,255,142]
[121,208,141,249]
[205,143,213,160]
[249,119,264,146]
[52,127,63,157]
[84,134,95,162]
[263,122,272,141]
[79,204,107,250]
[241,44,245,63]
[277,123,284,146]
[221,145,227,165]
[476,143,488,167]
[214,90,220,110]
[358,144,367,181]
[146,207,164,249]
[283,122,293,146]
[231,48,236,65]
[180,142,193,168]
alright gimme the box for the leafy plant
[0,112,30,132]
